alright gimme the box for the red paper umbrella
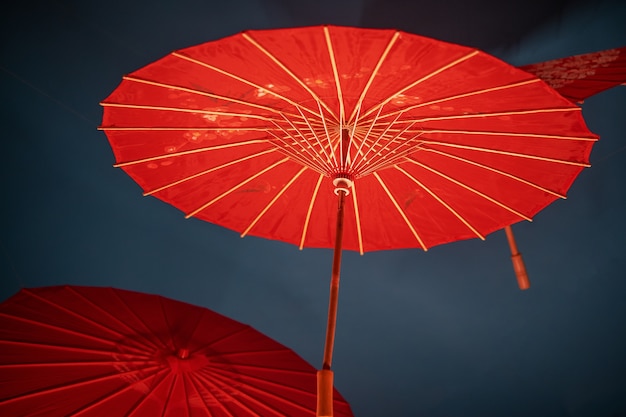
[520,46,626,104]
[0,286,354,417]
[100,26,598,416]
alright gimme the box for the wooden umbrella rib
[172,51,321,119]
[100,102,275,121]
[358,50,480,121]
[242,32,338,122]
[351,183,365,254]
[21,289,132,342]
[69,368,170,417]
[422,147,567,199]
[294,105,335,169]
[141,147,276,196]
[348,31,401,124]
[414,128,598,142]
[185,157,290,218]
[404,158,533,221]
[352,120,418,174]
[266,131,328,176]
[358,135,425,177]
[346,100,364,169]
[99,126,271,132]
[107,290,174,352]
[393,106,582,124]
[0,339,151,360]
[0,365,163,406]
[206,367,314,417]
[0,312,120,349]
[193,372,268,417]
[418,140,591,167]
[161,373,179,417]
[122,75,294,117]
[313,99,340,171]
[274,115,333,173]
[351,105,386,171]
[210,366,316,397]
[299,173,324,250]
[0,359,156,370]
[361,78,541,123]
[241,166,308,237]
[186,372,240,417]
[351,111,405,173]
[324,26,345,125]
[394,165,486,240]
[64,287,160,352]
[372,172,428,250]
[114,140,268,168]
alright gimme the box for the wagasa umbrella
[0,285,354,417]
[100,25,599,416]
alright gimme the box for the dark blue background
[2,1,625,416]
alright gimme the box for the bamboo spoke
[351,184,364,254]
[360,78,541,123]
[404,158,533,220]
[348,31,400,124]
[417,141,591,167]
[241,167,308,237]
[421,147,567,199]
[114,140,269,168]
[100,102,276,121]
[394,165,485,240]
[185,158,290,218]
[274,115,334,172]
[267,130,329,176]
[324,27,345,125]
[374,106,581,125]
[172,51,322,119]
[299,174,324,250]
[99,126,271,132]
[358,50,480,121]
[121,75,301,118]
[143,148,279,196]
[397,128,598,142]
[372,172,427,250]
[242,32,338,122]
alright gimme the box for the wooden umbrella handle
[504,225,530,290]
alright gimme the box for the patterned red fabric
[520,46,626,103]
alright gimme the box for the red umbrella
[100,25,598,416]
[0,285,354,417]
[520,46,626,104]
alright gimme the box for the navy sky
[1,1,626,416]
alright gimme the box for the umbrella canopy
[100,25,599,416]
[0,285,354,417]
[100,25,597,254]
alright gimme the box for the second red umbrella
[0,285,354,417]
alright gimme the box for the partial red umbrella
[100,25,598,416]
[520,46,626,104]
[0,285,354,417]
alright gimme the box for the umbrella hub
[332,176,353,195]
[164,348,210,373]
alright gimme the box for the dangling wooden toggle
[504,225,530,290]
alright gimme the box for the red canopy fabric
[520,46,626,103]
[0,286,354,417]
[101,25,598,254]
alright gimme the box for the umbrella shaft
[322,190,346,370]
